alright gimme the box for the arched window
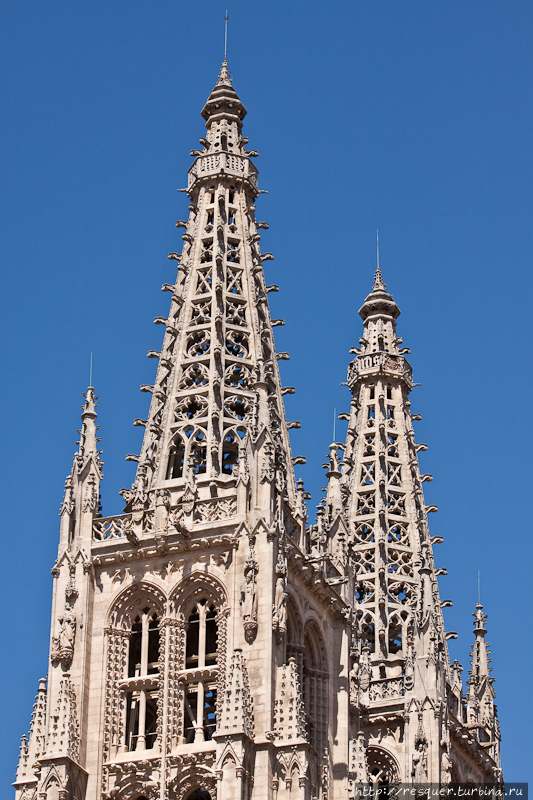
[191,431,207,475]
[303,625,327,756]
[183,599,218,744]
[388,616,402,655]
[222,431,239,475]
[186,790,212,800]
[166,436,185,479]
[367,746,399,790]
[221,427,245,476]
[124,607,160,751]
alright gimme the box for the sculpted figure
[412,741,428,783]
[240,554,258,642]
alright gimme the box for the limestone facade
[14,62,502,800]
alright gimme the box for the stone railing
[369,677,405,702]
[92,514,131,541]
[92,510,154,542]
[194,496,237,523]
[188,153,258,191]
[347,353,412,388]
[92,497,237,541]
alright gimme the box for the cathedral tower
[14,63,501,800]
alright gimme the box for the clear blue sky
[1,0,531,789]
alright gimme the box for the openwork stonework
[14,61,501,800]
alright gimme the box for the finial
[373,230,385,290]
[89,351,93,388]
[216,58,232,86]
[214,12,232,86]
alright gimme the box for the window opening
[360,621,375,652]
[183,600,219,744]
[226,241,240,263]
[183,684,217,742]
[387,386,392,400]
[186,788,212,800]
[206,211,214,226]
[124,609,160,751]
[222,431,239,475]
[228,188,235,204]
[191,432,207,474]
[388,620,402,654]
[166,437,185,479]
[370,387,375,400]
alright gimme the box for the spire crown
[201,59,247,127]
[473,602,488,635]
[358,266,400,323]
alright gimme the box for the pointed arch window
[167,436,185,479]
[303,626,327,756]
[221,428,245,475]
[124,607,160,751]
[191,431,207,475]
[183,599,219,744]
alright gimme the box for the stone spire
[336,267,450,669]
[466,604,500,762]
[58,387,103,547]
[122,60,299,517]
[14,677,47,788]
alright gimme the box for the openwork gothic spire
[121,62,298,513]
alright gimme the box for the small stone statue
[412,740,428,783]
[240,553,258,642]
[51,608,76,666]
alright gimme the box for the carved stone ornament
[181,479,197,515]
[272,550,288,642]
[51,608,76,667]
[65,564,78,601]
[240,538,259,643]
[82,473,98,513]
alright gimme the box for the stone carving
[441,750,452,784]
[82,472,98,513]
[272,550,288,643]
[65,564,78,601]
[240,537,259,643]
[51,608,76,667]
[412,715,428,783]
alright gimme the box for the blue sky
[1,0,531,788]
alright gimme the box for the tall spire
[122,63,299,519]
